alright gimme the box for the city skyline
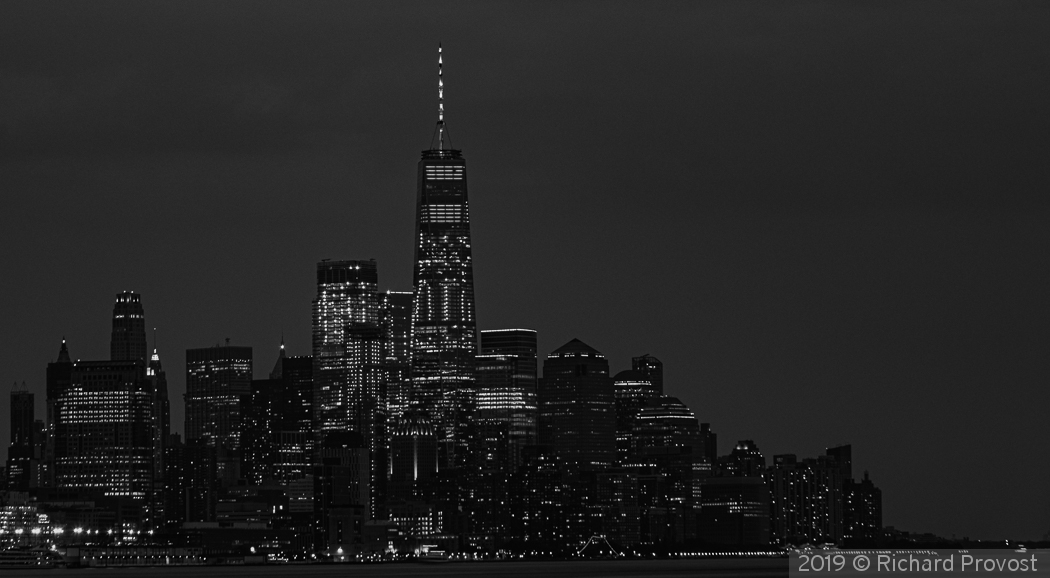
[2,1,1048,543]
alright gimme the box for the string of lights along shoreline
[1,46,897,564]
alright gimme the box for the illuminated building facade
[54,360,153,500]
[380,291,413,422]
[312,259,386,516]
[411,46,478,467]
[185,343,252,484]
[538,339,616,472]
[477,329,538,462]
[110,291,147,363]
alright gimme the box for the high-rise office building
[632,354,664,395]
[612,369,658,464]
[843,471,883,545]
[244,344,315,485]
[630,396,703,456]
[538,339,616,472]
[312,259,386,517]
[6,387,35,491]
[54,360,153,500]
[380,291,413,422]
[147,346,171,524]
[767,453,844,545]
[411,46,478,467]
[388,409,438,503]
[44,339,74,487]
[185,342,252,484]
[477,329,538,466]
[111,291,147,363]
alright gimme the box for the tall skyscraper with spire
[410,44,479,468]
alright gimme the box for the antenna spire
[438,42,444,150]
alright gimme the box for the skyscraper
[538,339,616,472]
[55,360,153,500]
[380,291,413,422]
[477,329,538,466]
[111,291,147,363]
[6,387,35,491]
[312,259,386,516]
[632,354,664,395]
[185,342,252,484]
[147,345,171,524]
[44,339,74,487]
[411,45,478,467]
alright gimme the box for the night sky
[2,1,1048,541]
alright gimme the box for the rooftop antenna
[438,42,444,150]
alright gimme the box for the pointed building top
[56,338,71,363]
[438,42,445,150]
[549,338,604,358]
[428,42,457,153]
[270,338,286,380]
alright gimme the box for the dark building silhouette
[274,353,315,484]
[312,259,386,517]
[699,476,771,546]
[632,354,664,395]
[477,328,538,468]
[631,396,703,455]
[388,409,438,503]
[313,432,370,555]
[538,339,616,472]
[719,439,767,477]
[699,423,718,465]
[243,345,315,486]
[826,444,852,482]
[613,369,658,465]
[44,339,74,487]
[6,387,35,490]
[843,471,883,545]
[185,342,252,485]
[110,291,147,363]
[411,47,478,469]
[768,453,844,545]
[147,346,171,524]
[380,291,413,422]
[628,396,706,547]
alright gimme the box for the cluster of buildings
[1,61,884,561]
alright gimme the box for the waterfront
[0,558,787,577]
